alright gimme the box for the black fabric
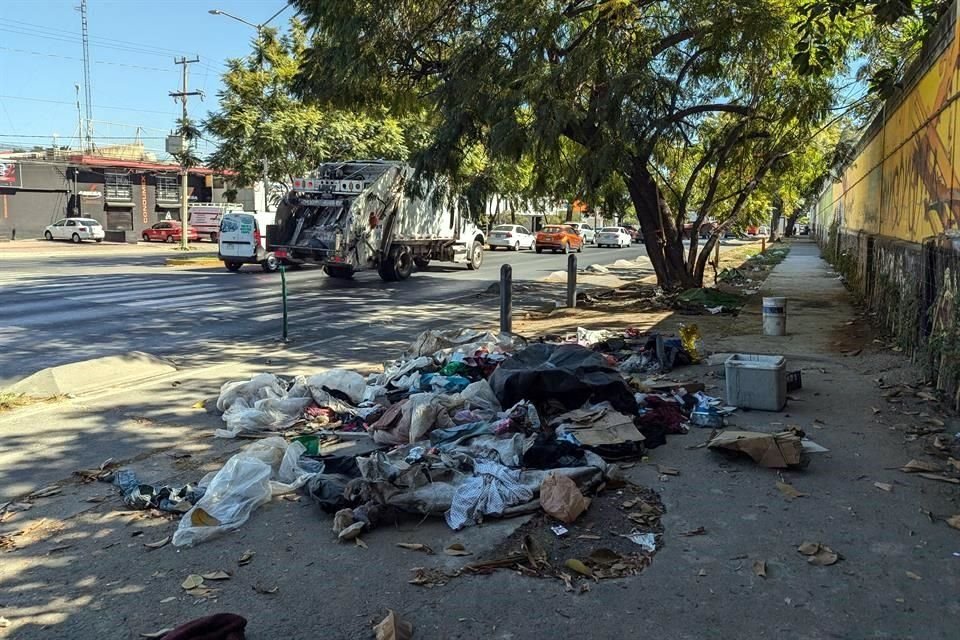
[306,474,355,513]
[523,433,587,469]
[633,417,667,449]
[490,343,637,415]
[162,613,247,640]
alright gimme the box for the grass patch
[0,391,66,413]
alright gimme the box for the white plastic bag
[216,396,313,438]
[172,454,273,547]
[216,373,287,412]
[459,380,502,417]
[307,369,367,405]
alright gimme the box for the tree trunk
[769,196,782,241]
[626,164,695,290]
[693,232,721,286]
[785,209,800,236]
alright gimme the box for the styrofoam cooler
[725,354,787,411]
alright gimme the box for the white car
[44,218,105,243]
[567,222,596,244]
[487,224,535,251]
[597,227,632,248]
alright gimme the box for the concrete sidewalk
[0,239,957,639]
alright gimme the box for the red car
[142,221,200,243]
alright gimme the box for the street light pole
[209,5,288,214]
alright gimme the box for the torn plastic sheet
[172,437,320,547]
[403,328,524,361]
[352,445,610,529]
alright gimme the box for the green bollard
[280,264,288,342]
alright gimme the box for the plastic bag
[678,324,703,364]
[216,373,287,412]
[216,396,313,438]
[458,380,501,418]
[539,473,590,523]
[307,369,367,404]
[172,454,274,547]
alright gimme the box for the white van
[218,211,280,272]
[189,203,244,242]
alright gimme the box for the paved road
[0,243,650,385]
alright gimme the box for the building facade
[0,155,228,241]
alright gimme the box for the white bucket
[762,297,786,336]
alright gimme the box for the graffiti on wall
[818,7,960,244]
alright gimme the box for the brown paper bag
[539,474,590,523]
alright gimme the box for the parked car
[566,222,596,244]
[596,227,633,248]
[622,224,642,242]
[487,224,535,251]
[219,211,280,272]
[142,221,200,243]
[43,218,105,243]
[535,224,584,254]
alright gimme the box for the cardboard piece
[707,429,807,468]
[553,403,645,447]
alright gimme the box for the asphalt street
[0,242,650,385]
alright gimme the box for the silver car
[566,222,596,244]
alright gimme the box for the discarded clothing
[106,469,204,513]
[490,344,637,415]
[445,460,534,529]
[162,613,247,640]
[635,395,688,435]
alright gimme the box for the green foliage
[204,18,417,186]
[291,0,854,287]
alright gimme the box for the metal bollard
[566,254,577,308]
[499,264,512,334]
[280,264,289,342]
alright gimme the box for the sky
[0,0,292,161]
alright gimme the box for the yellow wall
[818,12,960,243]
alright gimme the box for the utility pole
[170,57,202,250]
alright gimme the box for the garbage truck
[267,161,486,281]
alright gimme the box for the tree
[292,0,846,289]
[204,18,418,187]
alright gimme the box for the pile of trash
[121,327,726,547]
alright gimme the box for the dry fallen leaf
[143,536,170,550]
[374,609,414,640]
[874,482,894,492]
[238,550,255,566]
[444,543,472,557]
[797,542,839,566]
[159,596,177,604]
[946,515,960,530]
[900,459,942,473]
[28,486,62,500]
[905,571,922,581]
[396,542,434,554]
[191,400,206,409]
[917,473,960,485]
[355,537,368,549]
[752,560,767,578]
[190,508,221,527]
[871,407,881,415]
[657,465,680,476]
[201,570,231,581]
[697,568,707,577]
[140,628,174,639]
[679,526,707,537]
[253,583,279,595]
[577,534,602,540]
[564,558,596,581]
[776,481,807,499]
[180,574,204,590]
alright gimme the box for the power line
[0,21,227,73]
[0,45,177,73]
[0,95,179,117]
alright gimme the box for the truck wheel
[377,260,398,282]
[225,261,242,272]
[261,254,280,272]
[467,241,483,270]
[393,246,414,280]
[414,257,431,270]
